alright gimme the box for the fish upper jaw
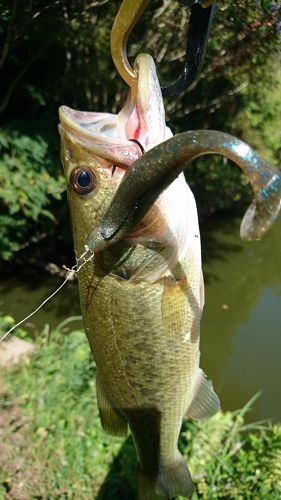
[59,105,141,168]
[123,53,173,150]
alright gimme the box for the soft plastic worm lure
[88,130,281,251]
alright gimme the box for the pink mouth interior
[125,106,143,142]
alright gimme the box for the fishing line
[0,246,94,344]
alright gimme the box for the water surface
[0,273,81,334]
[200,213,281,421]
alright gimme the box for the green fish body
[60,44,281,497]
[60,54,221,499]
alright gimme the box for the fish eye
[70,167,97,195]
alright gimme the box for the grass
[0,317,281,499]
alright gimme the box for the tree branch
[0,38,54,114]
[0,0,18,69]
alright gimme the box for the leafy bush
[0,314,27,340]
[0,127,64,260]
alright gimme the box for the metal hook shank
[111,0,150,94]
[161,2,217,96]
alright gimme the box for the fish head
[59,54,188,272]
[60,55,163,255]
[59,104,139,256]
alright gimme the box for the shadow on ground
[96,436,138,500]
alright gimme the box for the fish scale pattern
[78,240,202,469]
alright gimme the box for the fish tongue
[118,54,170,151]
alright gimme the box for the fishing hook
[110,0,150,99]
[112,139,144,176]
[162,1,217,96]
[110,0,217,97]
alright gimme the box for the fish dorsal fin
[186,368,220,420]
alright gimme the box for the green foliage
[0,127,64,260]
[235,69,281,166]
[179,400,281,499]
[0,314,27,339]
[1,320,280,499]
[0,0,280,260]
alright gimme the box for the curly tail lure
[88,130,281,251]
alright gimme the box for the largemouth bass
[59,54,280,499]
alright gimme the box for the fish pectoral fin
[96,376,128,437]
[186,368,220,420]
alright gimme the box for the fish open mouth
[59,53,173,168]
[59,106,124,142]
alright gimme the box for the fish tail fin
[138,456,194,499]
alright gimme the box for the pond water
[0,213,280,422]
[200,213,281,423]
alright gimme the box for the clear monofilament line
[0,246,94,344]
